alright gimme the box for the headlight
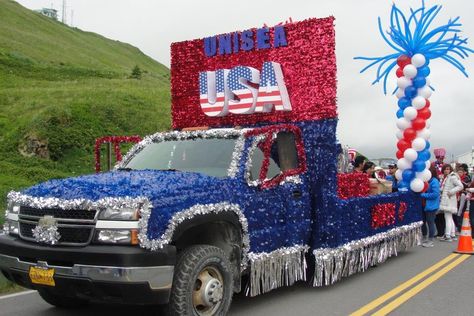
[4,203,20,236]
[98,207,138,221]
[95,229,138,245]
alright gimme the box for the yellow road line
[372,254,470,316]
[349,253,459,316]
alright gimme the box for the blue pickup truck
[0,16,422,315]
[0,119,421,314]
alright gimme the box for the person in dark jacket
[420,165,441,247]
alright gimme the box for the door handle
[293,190,302,198]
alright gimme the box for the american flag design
[199,62,291,117]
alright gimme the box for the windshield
[123,137,238,178]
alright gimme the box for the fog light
[4,221,19,236]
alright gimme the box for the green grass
[0,0,172,294]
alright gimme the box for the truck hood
[22,170,231,203]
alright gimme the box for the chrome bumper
[0,253,174,290]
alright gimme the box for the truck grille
[18,207,97,246]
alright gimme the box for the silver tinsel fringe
[7,191,149,212]
[139,202,251,271]
[246,245,309,297]
[312,222,422,287]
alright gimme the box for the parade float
[0,2,471,315]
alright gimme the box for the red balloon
[417,107,431,120]
[425,99,430,108]
[397,139,411,151]
[403,128,417,141]
[396,150,404,159]
[422,182,429,192]
[397,55,411,68]
[396,68,404,78]
[412,118,426,130]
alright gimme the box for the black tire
[168,245,234,316]
[38,289,88,309]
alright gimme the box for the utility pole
[71,10,74,27]
[62,0,67,24]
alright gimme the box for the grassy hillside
[0,0,171,221]
[0,0,173,292]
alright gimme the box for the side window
[248,130,301,183]
[249,143,280,181]
[272,132,299,173]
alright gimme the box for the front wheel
[168,245,234,316]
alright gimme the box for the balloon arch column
[356,3,473,192]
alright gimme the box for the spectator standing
[455,164,472,231]
[431,148,446,176]
[421,165,440,247]
[439,164,464,242]
[385,164,398,192]
[467,181,474,237]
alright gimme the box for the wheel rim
[192,265,224,315]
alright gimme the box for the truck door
[246,127,311,250]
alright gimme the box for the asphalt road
[0,240,472,316]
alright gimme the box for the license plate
[29,266,55,287]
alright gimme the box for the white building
[456,147,474,174]
[35,8,58,20]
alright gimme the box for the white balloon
[418,128,431,140]
[403,107,418,120]
[418,86,432,98]
[396,118,411,130]
[425,120,431,128]
[396,130,403,140]
[397,77,412,89]
[426,161,431,169]
[395,169,403,181]
[417,169,432,182]
[425,77,431,87]
[410,178,425,192]
[396,88,405,99]
[412,138,427,151]
[411,54,426,67]
[404,148,418,161]
[411,96,426,109]
[403,65,418,79]
[398,158,412,170]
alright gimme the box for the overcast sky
[16,0,474,160]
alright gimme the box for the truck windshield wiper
[117,167,134,171]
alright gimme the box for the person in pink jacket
[439,164,464,242]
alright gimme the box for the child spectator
[420,165,440,247]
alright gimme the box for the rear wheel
[38,289,88,309]
[168,245,234,315]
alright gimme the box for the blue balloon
[402,169,415,182]
[418,66,430,77]
[396,109,404,118]
[404,86,417,98]
[425,141,431,150]
[398,97,411,109]
[413,160,426,172]
[413,76,427,88]
[398,181,408,189]
[418,149,431,161]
